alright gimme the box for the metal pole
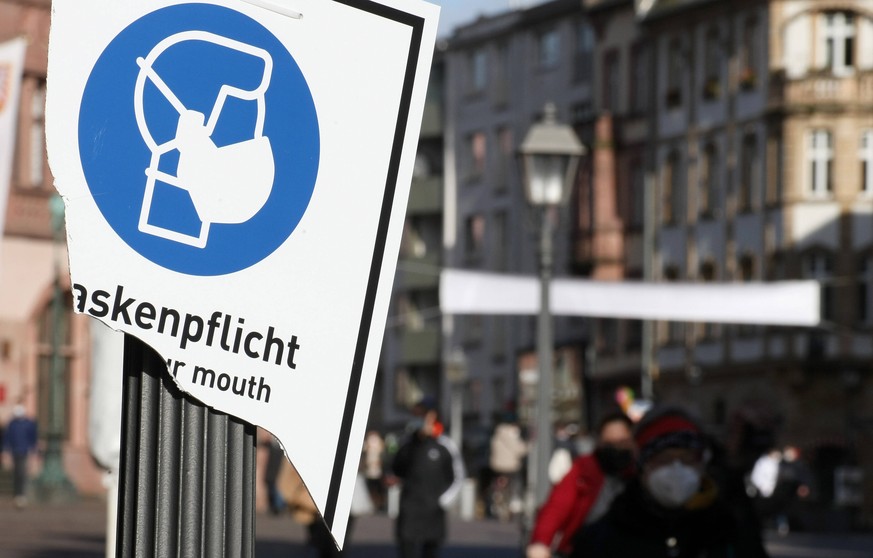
[641,171,656,401]
[33,196,76,502]
[535,207,554,507]
[117,334,256,558]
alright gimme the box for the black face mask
[594,445,635,476]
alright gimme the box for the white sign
[47,0,439,545]
[441,269,821,326]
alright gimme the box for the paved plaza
[0,497,871,558]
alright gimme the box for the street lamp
[518,103,584,521]
[33,193,76,502]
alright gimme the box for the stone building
[442,0,594,439]
[0,0,104,494]
[637,0,873,525]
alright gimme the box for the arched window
[823,11,855,76]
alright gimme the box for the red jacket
[530,454,606,555]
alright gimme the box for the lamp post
[518,103,584,522]
[34,193,76,502]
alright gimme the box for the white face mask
[645,460,702,508]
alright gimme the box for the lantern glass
[526,153,569,206]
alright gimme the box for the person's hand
[526,543,551,558]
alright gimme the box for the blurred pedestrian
[770,446,814,535]
[548,422,578,484]
[570,406,770,558]
[3,404,37,508]
[277,457,352,557]
[393,400,465,558]
[527,411,635,558]
[489,411,528,520]
[263,435,286,515]
[363,430,386,511]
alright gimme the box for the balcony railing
[769,70,873,108]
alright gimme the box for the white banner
[0,37,26,249]
[440,269,821,327]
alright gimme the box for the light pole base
[32,473,78,504]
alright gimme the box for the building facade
[0,0,104,494]
[442,0,594,441]
[639,0,873,524]
[374,56,446,430]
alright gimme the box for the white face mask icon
[134,31,275,248]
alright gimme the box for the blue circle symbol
[79,4,320,276]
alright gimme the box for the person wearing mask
[393,400,465,558]
[527,411,636,558]
[570,406,769,558]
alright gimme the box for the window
[823,11,855,76]
[466,132,487,181]
[27,81,47,188]
[662,151,683,225]
[629,161,645,228]
[493,42,510,107]
[857,255,873,326]
[808,130,833,197]
[860,131,873,195]
[603,49,620,112]
[464,315,484,345]
[666,39,684,107]
[739,134,758,212]
[858,255,873,326]
[573,21,595,82]
[698,261,719,339]
[699,143,718,218]
[394,368,424,409]
[538,28,561,69]
[630,43,650,113]
[703,27,721,99]
[493,210,508,271]
[662,265,684,343]
[464,214,486,262]
[737,254,757,336]
[468,48,488,94]
[766,134,783,205]
[599,319,619,356]
[495,127,513,191]
[740,16,760,90]
[803,251,834,321]
[625,320,643,352]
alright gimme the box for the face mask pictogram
[134,31,275,248]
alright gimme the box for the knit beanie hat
[635,406,706,466]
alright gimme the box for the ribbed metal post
[117,334,256,558]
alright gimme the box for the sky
[430,0,547,38]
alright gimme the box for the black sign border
[323,0,425,530]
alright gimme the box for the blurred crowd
[259,395,864,557]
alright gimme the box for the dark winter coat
[571,477,770,558]
[392,433,464,543]
[3,417,36,457]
